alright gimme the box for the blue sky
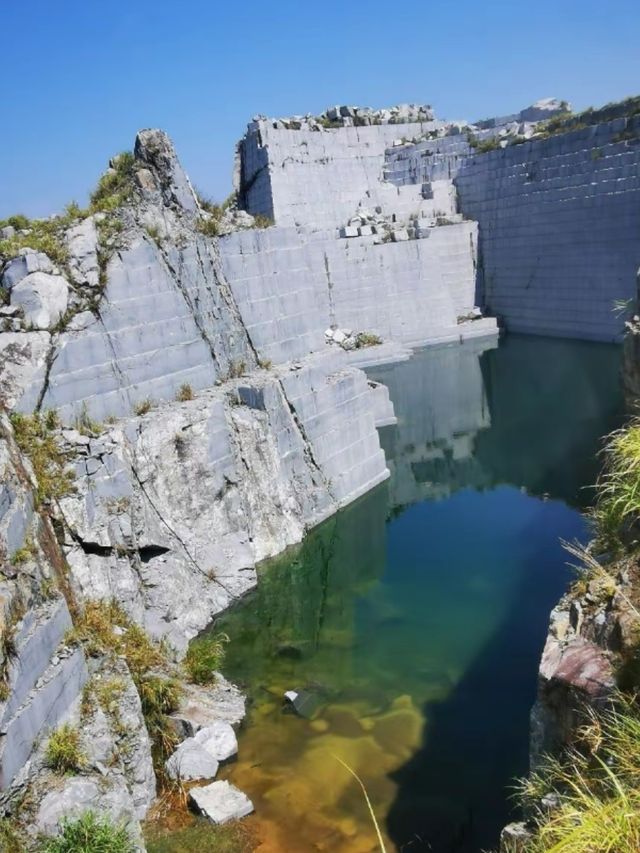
[2,0,639,219]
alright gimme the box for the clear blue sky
[2,0,639,219]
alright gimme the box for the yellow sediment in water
[218,692,425,851]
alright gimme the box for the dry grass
[45,723,86,774]
[68,600,182,765]
[515,696,640,852]
[9,411,75,508]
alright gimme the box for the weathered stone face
[10,271,69,329]
[1,249,54,290]
[134,128,199,213]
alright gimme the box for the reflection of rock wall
[368,334,623,513]
[474,335,623,506]
[219,484,389,686]
[367,337,496,509]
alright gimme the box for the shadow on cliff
[385,513,572,853]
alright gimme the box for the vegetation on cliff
[506,416,640,852]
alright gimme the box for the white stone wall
[455,117,640,341]
[240,119,448,228]
[220,221,484,364]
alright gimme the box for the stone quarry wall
[379,113,640,342]
[239,119,445,228]
[456,118,640,341]
[219,221,489,364]
[234,116,497,355]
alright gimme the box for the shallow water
[209,334,623,852]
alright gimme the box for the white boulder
[11,271,69,329]
[165,720,237,781]
[189,780,254,824]
[2,249,54,290]
[165,743,219,781]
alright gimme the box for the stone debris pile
[261,103,436,131]
[325,327,382,351]
[338,205,464,244]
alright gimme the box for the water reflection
[212,335,623,853]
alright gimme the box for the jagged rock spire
[134,128,199,213]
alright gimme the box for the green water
[209,334,623,853]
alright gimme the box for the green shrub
[9,411,75,508]
[74,403,104,436]
[0,214,30,231]
[195,190,222,217]
[355,332,382,348]
[89,152,136,214]
[145,224,162,245]
[228,360,246,379]
[0,217,69,268]
[0,818,26,853]
[11,536,36,566]
[41,811,135,853]
[196,217,220,238]
[592,420,640,550]
[475,137,501,153]
[184,633,228,685]
[45,723,86,774]
[253,214,274,228]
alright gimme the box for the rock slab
[189,780,254,824]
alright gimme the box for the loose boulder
[165,721,237,781]
[2,249,54,290]
[10,271,69,329]
[189,780,254,824]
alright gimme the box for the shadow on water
[378,334,625,851]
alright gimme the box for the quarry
[0,93,640,852]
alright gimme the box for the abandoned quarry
[1,90,640,853]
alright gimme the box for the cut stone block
[189,780,254,824]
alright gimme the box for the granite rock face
[529,564,638,767]
[57,354,388,650]
[10,271,69,329]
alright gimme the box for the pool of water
[209,334,623,853]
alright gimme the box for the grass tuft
[45,723,86,774]
[9,411,75,508]
[134,398,154,416]
[513,695,640,852]
[591,419,640,550]
[41,810,135,853]
[89,152,136,214]
[183,633,228,685]
[68,600,181,766]
[175,384,194,402]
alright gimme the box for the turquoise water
[212,335,623,853]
